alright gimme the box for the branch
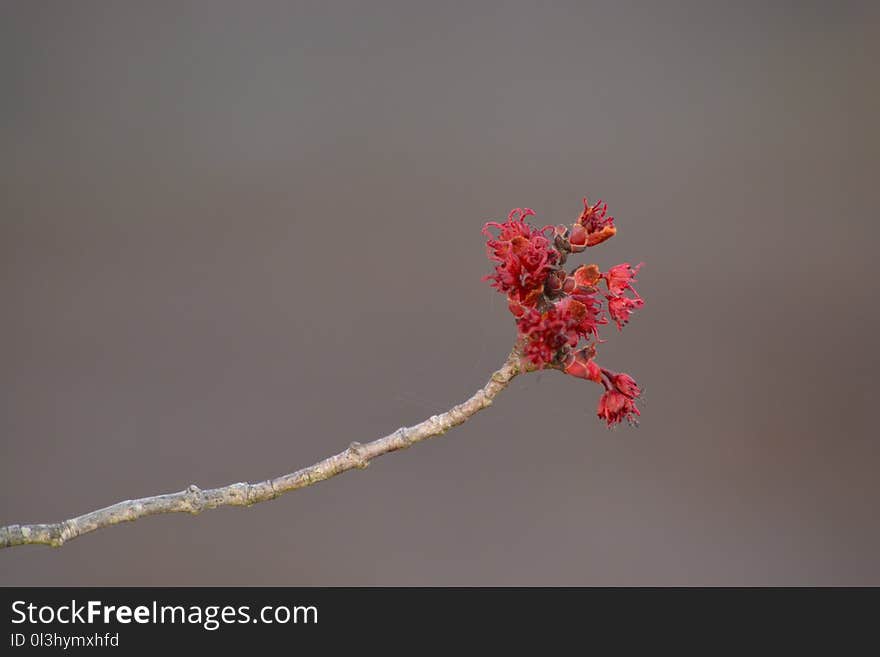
[1,349,529,549]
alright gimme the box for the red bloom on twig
[602,262,643,330]
[577,197,617,247]
[482,196,645,427]
[596,389,641,427]
[604,262,642,295]
[606,294,644,330]
[516,306,572,368]
[605,370,642,399]
[483,208,557,310]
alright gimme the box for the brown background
[2,1,878,585]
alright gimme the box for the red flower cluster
[483,197,644,427]
[604,263,644,329]
[483,208,558,310]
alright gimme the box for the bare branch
[1,350,528,549]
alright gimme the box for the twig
[1,349,529,549]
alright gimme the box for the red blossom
[604,262,643,296]
[517,298,590,368]
[482,208,557,309]
[605,371,642,399]
[596,389,641,427]
[482,197,645,427]
[606,294,644,330]
[577,197,617,247]
[565,289,604,338]
[602,261,643,329]
[516,306,571,368]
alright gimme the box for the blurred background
[1,1,878,585]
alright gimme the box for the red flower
[601,262,643,330]
[565,290,604,338]
[596,389,641,427]
[606,294,644,330]
[483,208,557,310]
[482,195,645,427]
[516,296,603,368]
[605,371,641,399]
[577,197,617,247]
[604,262,642,296]
[517,306,572,368]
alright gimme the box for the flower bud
[573,264,601,288]
[563,349,602,383]
[607,371,641,399]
